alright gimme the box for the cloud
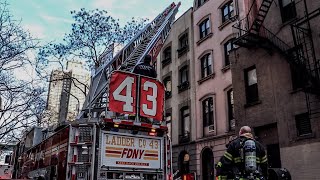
[91,0,117,9]
[23,24,45,39]
[41,14,73,24]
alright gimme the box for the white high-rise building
[66,61,90,121]
[46,61,90,127]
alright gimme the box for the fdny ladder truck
[16,2,180,180]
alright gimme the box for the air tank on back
[244,139,257,173]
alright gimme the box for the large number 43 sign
[109,71,165,121]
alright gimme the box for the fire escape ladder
[232,0,274,47]
[292,8,320,120]
[250,0,274,34]
[233,1,320,121]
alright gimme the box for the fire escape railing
[233,0,318,82]
[233,0,320,119]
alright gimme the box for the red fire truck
[16,2,181,179]
[16,71,172,180]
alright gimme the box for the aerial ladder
[69,2,180,180]
[80,2,180,120]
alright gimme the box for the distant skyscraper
[46,61,90,126]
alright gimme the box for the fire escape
[232,0,320,120]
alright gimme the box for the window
[178,66,189,92]
[178,33,189,56]
[162,46,171,67]
[180,106,190,142]
[295,113,312,136]
[197,0,208,7]
[199,18,210,39]
[289,46,306,89]
[227,89,235,130]
[181,66,188,83]
[202,97,214,128]
[179,33,188,49]
[5,155,11,164]
[279,0,297,22]
[245,67,259,104]
[224,38,236,66]
[222,1,234,22]
[201,53,213,79]
[165,110,172,138]
[163,76,172,99]
[153,61,157,71]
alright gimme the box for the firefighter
[216,126,268,180]
[131,55,157,123]
[133,54,157,78]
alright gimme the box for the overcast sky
[10,0,194,43]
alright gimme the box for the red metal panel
[109,71,137,115]
[139,77,165,121]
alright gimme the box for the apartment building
[191,0,245,178]
[159,8,197,177]
[230,0,320,179]
[159,0,248,178]
[46,61,90,126]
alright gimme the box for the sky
[9,0,194,43]
[9,0,194,81]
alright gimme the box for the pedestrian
[133,54,157,78]
[216,126,268,180]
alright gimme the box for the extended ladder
[80,2,180,118]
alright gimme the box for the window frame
[163,76,172,99]
[279,0,297,23]
[224,38,236,67]
[295,113,312,136]
[197,0,208,8]
[179,33,189,49]
[178,65,190,92]
[199,18,211,39]
[202,97,214,128]
[180,66,188,84]
[162,46,172,67]
[244,66,259,104]
[227,88,235,131]
[200,53,213,79]
[179,106,191,142]
[178,32,189,56]
[221,0,235,23]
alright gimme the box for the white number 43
[112,76,158,116]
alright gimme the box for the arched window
[224,38,236,66]
[202,97,214,135]
[201,148,214,180]
[200,53,213,78]
[199,18,210,39]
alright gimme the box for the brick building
[230,0,320,179]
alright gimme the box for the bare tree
[37,8,148,70]
[34,8,148,123]
[0,1,44,142]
